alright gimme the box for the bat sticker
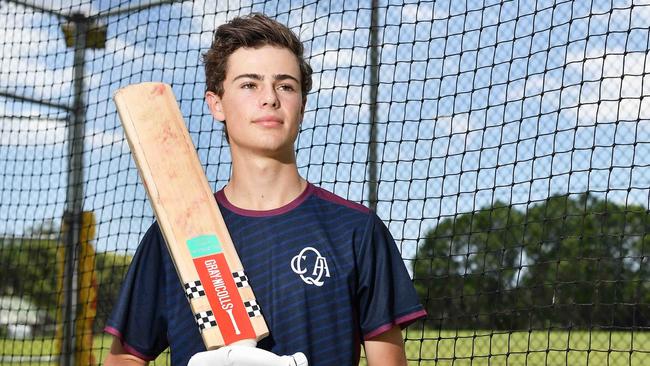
[187,235,256,343]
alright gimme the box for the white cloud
[572,52,648,123]
[87,127,128,150]
[0,116,66,146]
[0,5,73,103]
[0,113,128,152]
[433,113,469,138]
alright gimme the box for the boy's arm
[104,336,148,366]
[364,325,408,366]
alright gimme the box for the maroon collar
[215,183,314,217]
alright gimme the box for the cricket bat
[113,82,269,349]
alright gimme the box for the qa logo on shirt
[290,247,331,287]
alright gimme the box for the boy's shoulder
[308,183,370,215]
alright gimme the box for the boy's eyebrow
[233,73,263,81]
[232,73,299,83]
[273,74,300,84]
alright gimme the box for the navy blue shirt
[106,183,426,365]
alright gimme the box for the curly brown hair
[202,13,312,100]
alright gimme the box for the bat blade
[114,82,269,349]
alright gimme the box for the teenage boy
[105,13,426,366]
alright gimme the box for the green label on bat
[187,235,222,258]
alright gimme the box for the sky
[0,0,649,262]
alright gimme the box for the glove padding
[188,346,308,366]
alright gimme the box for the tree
[521,194,649,328]
[414,193,650,329]
[0,232,133,333]
[414,202,526,329]
[0,237,60,317]
[94,251,132,332]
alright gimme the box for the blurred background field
[0,334,169,365]
[2,330,649,365]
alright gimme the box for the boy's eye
[241,82,256,89]
[278,84,295,92]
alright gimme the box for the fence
[1,0,649,364]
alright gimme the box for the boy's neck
[224,154,306,211]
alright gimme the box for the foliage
[0,237,61,318]
[0,235,132,333]
[414,193,650,329]
[94,251,132,332]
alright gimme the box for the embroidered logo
[290,247,331,286]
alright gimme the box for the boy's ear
[205,91,225,121]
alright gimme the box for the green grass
[0,335,169,365]
[1,330,648,365]
[399,329,650,365]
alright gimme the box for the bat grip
[230,339,257,348]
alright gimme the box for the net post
[60,13,90,366]
[367,0,380,211]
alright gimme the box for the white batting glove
[188,346,308,366]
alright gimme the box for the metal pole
[61,13,87,366]
[367,0,380,211]
[0,90,72,111]
[92,0,179,18]
[1,3,169,364]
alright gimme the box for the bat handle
[230,338,257,347]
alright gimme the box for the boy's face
[206,45,304,159]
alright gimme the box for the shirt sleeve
[104,223,169,361]
[356,213,427,340]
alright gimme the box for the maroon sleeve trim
[104,326,157,361]
[363,309,427,340]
